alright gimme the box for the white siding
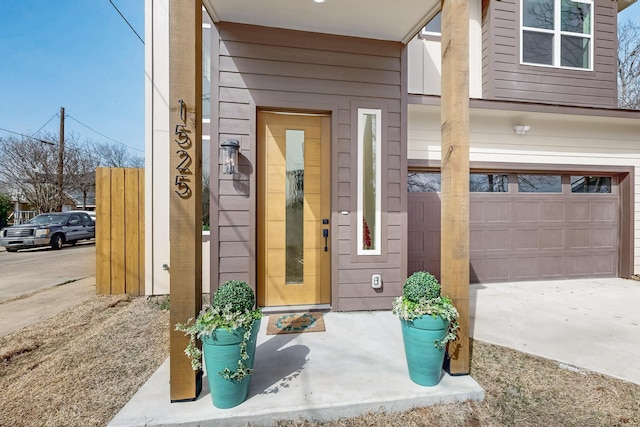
[408,104,640,274]
[407,0,483,98]
[145,0,171,295]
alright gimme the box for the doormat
[266,312,325,335]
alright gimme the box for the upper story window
[521,0,593,70]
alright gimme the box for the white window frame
[357,108,382,256]
[520,0,594,71]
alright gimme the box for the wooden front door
[257,112,331,307]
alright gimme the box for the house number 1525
[174,99,193,198]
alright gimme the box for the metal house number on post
[174,99,193,198]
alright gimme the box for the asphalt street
[0,242,96,301]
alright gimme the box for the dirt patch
[0,294,169,427]
[0,296,639,427]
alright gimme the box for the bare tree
[618,20,640,110]
[0,133,103,213]
[91,141,143,168]
[0,133,65,213]
[65,141,100,209]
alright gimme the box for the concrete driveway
[470,278,640,385]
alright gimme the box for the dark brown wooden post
[440,0,470,375]
[169,0,203,401]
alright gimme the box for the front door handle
[323,228,329,252]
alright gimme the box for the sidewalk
[0,275,96,337]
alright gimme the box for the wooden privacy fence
[96,167,145,295]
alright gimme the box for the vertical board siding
[96,167,145,295]
[482,0,617,107]
[214,22,404,310]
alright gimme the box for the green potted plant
[392,271,459,386]
[176,280,263,409]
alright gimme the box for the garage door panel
[470,229,510,251]
[470,200,511,223]
[425,231,440,253]
[512,257,540,280]
[515,229,538,250]
[470,258,510,282]
[408,230,424,252]
[567,201,592,221]
[566,254,596,276]
[408,171,619,283]
[486,201,511,222]
[590,228,616,249]
[408,200,425,224]
[469,200,485,222]
[590,254,616,275]
[514,201,540,222]
[541,202,564,222]
[538,228,564,249]
[566,228,591,249]
[538,256,565,278]
[408,258,440,279]
[591,201,617,222]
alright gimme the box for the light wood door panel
[258,112,331,306]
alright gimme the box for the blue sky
[0,1,144,156]
[0,1,638,161]
[621,2,640,25]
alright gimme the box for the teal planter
[202,319,261,409]
[400,315,448,386]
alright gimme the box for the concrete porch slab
[109,311,484,426]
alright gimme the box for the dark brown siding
[482,0,617,108]
[212,22,405,311]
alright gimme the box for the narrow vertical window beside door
[358,109,382,255]
[286,130,305,284]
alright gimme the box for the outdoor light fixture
[221,139,240,174]
[514,125,531,135]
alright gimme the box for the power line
[31,113,59,137]
[109,0,144,45]
[0,127,55,145]
[66,114,144,153]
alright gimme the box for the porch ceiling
[203,0,441,44]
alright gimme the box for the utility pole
[57,107,65,211]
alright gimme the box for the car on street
[67,210,97,222]
[0,212,95,252]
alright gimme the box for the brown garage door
[408,172,619,283]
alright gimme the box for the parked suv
[0,212,95,252]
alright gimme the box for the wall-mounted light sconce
[221,139,240,174]
[514,125,531,135]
